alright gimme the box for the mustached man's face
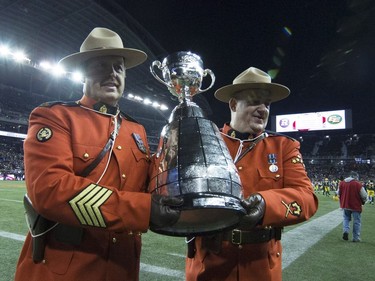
[83,56,126,106]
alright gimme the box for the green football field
[1,181,374,281]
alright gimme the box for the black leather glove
[239,193,265,229]
[150,194,184,229]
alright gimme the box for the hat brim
[58,48,147,70]
[214,82,290,103]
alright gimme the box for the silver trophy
[149,51,245,236]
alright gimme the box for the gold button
[112,237,117,243]
[122,174,126,179]
[276,252,281,257]
[238,166,243,170]
[238,245,243,249]
[83,153,89,159]
[136,232,142,236]
[276,174,280,178]
[116,145,122,150]
[42,259,46,263]
[128,231,133,235]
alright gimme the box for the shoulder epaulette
[39,101,79,108]
[265,130,297,141]
[121,112,139,124]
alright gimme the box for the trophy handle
[150,61,172,88]
[198,69,216,93]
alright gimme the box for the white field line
[0,230,185,279]
[140,263,184,279]
[167,252,186,258]
[0,230,26,241]
[0,208,342,276]
[282,208,342,269]
[0,198,22,203]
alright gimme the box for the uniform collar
[79,95,119,115]
[222,123,263,140]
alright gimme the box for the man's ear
[229,98,237,112]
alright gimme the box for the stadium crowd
[0,85,374,186]
[1,129,374,185]
[0,136,24,180]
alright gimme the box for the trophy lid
[162,51,203,70]
[150,51,215,101]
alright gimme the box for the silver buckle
[231,229,242,245]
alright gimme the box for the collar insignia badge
[99,105,107,113]
[132,133,147,154]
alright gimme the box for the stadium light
[12,50,30,63]
[39,61,52,70]
[1,40,169,111]
[160,104,168,111]
[126,93,169,111]
[0,45,11,56]
[51,65,66,77]
[71,71,83,83]
[143,98,152,105]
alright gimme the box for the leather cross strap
[79,135,114,177]
[233,132,267,164]
[223,228,281,245]
[79,116,121,177]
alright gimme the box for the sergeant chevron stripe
[69,184,113,227]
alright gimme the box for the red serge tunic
[15,95,151,281]
[185,123,318,281]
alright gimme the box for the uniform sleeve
[24,106,151,232]
[258,139,318,227]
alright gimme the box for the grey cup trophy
[149,51,245,236]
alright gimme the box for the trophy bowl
[149,51,246,236]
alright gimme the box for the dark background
[117,0,375,133]
[0,0,374,134]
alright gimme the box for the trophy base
[150,193,246,237]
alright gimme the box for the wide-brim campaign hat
[214,67,290,103]
[59,27,147,70]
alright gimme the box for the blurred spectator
[338,171,367,242]
[0,136,24,180]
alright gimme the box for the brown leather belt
[223,228,282,245]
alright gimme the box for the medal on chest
[268,153,278,172]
